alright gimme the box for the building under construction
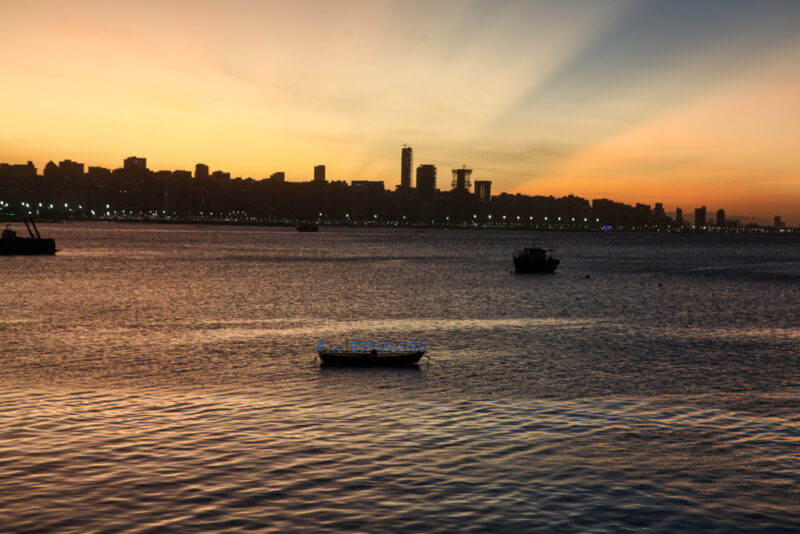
[451,166,472,192]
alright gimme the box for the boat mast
[29,218,42,239]
[23,218,36,239]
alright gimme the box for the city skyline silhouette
[0,148,791,230]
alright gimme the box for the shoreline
[1,215,795,235]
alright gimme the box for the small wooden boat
[319,349,425,367]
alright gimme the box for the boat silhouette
[318,348,425,367]
[1,218,57,255]
[513,247,558,273]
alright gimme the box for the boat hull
[319,350,424,366]
[0,238,57,255]
[513,257,559,273]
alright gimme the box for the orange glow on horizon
[513,52,800,223]
[2,1,799,223]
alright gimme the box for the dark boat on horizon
[513,247,559,273]
[318,349,425,367]
[1,218,57,255]
[296,223,319,232]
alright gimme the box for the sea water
[2,223,799,532]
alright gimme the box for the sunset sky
[1,0,798,222]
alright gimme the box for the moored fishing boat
[513,247,558,273]
[317,339,426,366]
[1,218,57,255]
[318,349,425,366]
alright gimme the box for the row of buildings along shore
[0,149,791,232]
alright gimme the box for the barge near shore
[1,218,56,255]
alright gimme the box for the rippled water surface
[2,223,800,532]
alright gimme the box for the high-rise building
[0,161,36,179]
[416,164,436,198]
[56,160,85,191]
[58,159,84,175]
[124,156,147,171]
[654,203,666,226]
[634,203,652,227]
[43,161,60,190]
[774,215,784,229]
[695,206,707,227]
[675,207,683,226]
[401,146,412,189]
[195,163,209,181]
[716,209,725,227]
[474,180,491,203]
[314,165,326,184]
[451,166,472,191]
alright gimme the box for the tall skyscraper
[695,206,707,227]
[314,165,326,183]
[401,146,412,189]
[675,207,683,226]
[416,164,436,198]
[716,209,725,227]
